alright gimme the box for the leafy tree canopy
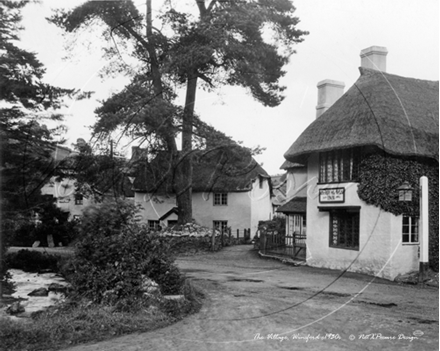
[0,1,86,218]
[49,0,308,222]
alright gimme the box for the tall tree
[0,1,81,294]
[50,0,308,223]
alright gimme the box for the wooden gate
[260,230,306,261]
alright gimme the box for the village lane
[64,245,439,351]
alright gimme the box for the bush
[6,249,60,273]
[9,202,78,247]
[67,199,185,304]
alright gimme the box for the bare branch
[198,72,214,88]
[207,0,218,13]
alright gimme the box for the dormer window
[319,149,360,183]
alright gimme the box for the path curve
[64,245,439,351]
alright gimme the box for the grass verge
[0,279,203,351]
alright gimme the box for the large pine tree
[50,0,308,223]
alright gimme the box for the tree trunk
[176,73,198,224]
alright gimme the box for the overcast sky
[19,0,439,175]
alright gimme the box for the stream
[1,269,68,321]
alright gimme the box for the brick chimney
[360,46,388,72]
[315,79,345,119]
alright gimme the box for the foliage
[67,199,185,303]
[49,0,308,223]
[357,153,439,271]
[0,291,201,351]
[9,200,78,247]
[54,139,132,200]
[258,217,286,234]
[0,1,87,287]
[5,250,60,273]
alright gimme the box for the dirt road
[65,245,439,351]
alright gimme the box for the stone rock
[141,276,161,296]
[47,234,55,248]
[426,279,439,288]
[163,295,185,302]
[48,283,67,293]
[6,302,25,315]
[28,288,49,297]
[394,271,419,285]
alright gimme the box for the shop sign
[319,188,345,203]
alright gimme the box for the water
[2,269,68,319]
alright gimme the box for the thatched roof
[284,68,439,163]
[132,149,269,194]
[276,197,307,213]
[280,160,304,170]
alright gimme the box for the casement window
[214,193,228,206]
[148,220,160,231]
[319,149,360,183]
[402,216,419,243]
[74,194,83,205]
[213,220,228,233]
[329,210,360,250]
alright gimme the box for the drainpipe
[419,176,429,283]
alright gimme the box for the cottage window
[329,210,359,250]
[402,216,418,243]
[74,194,83,205]
[148,220,160,231]
[213,220,228,233]
[214,193,228,206]
[319,149,360,183]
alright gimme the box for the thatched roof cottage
[279,46,438,280]
[130,147,272,235]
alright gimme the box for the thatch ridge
[284,68,439,163]
[132,149,269,194]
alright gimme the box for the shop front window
[329,210,359,250]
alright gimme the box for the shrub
[67,199,185,304]
[358,154,439,271]
[6,249,60,273]
[9,202,78,247]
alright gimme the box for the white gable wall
[192,191,251,234]
[250,177,273,235]
[305,153,419,280]
[135,182,273,236]
[41,177,93,219]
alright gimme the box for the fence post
[229,227,231,240]
[221,228,224,247]
[237,229,239,239]
[211,226,216,251]
[260,231,266,253]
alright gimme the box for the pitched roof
[132,149,269,194]
[284,68,439,163]
[280,160,304,170]
[276,197,307,213]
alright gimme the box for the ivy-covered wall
[357,154,439,271]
